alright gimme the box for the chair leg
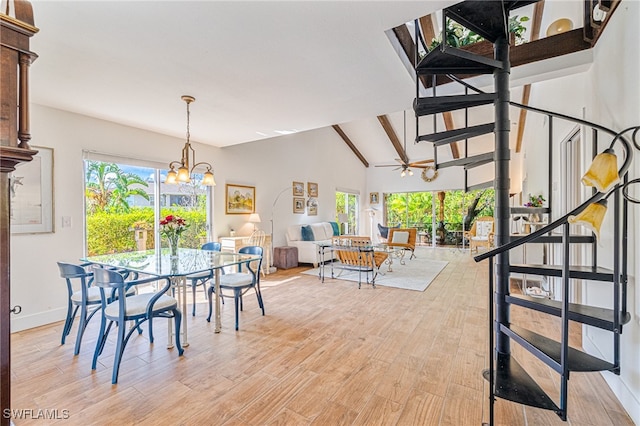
[234,290,241,331]
[61,304,78,345]
[112,320,127,384]
[206,285,213,322]
[173,309,184,356]
[74,304,88,355]
[192,280,198,317]
[92,317,112,370]
[255,288,265,316]
[148,317,154,344]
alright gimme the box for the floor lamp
[270,186,291,269]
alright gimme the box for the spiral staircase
[411,0,636,423]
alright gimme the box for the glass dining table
[82,248,262,347]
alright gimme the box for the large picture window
[83,153,211,256]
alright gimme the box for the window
[335,190,359,235]
[83,153,212,256]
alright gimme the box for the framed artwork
[10,146,54,234]
[370,192,379,204]
[307,182,318,197]
[225,184,255,214]
[308,204,318,216]
[292,181,304,196]
[293,197,305,214]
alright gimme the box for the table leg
[214,268,222,333]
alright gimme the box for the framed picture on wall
[292,181,304,196]
[307,182,318,197]
[225,184,256,214]
[370,192,379,204]
[10,146,54,234]
[308,205,318,216]
[293,197,305,214]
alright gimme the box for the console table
[219,235,271,275]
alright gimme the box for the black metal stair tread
[445,0,539,43]
[467,180,494,191]
[509,264,615,282]
[418,123,495,146]
[414,93,497,116]
[416,46,501,75]
[438,152,494,169]
[506,294,631,331]
[501,324,616,373]
[483,353,560,412]
[509,234,595,244]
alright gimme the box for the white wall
[521,2,640,422]
[10,105,366,332]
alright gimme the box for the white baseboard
[11,308,66,333]
[583,333,640,425]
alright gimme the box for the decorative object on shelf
[293,197,305,214]
[225,184,255,214]
[524,193,545,208]
[160,214,188,257]
[369,192,379,204]
[292,181,304,196]
[421,164,438,182]
[307,182,318,197]
[545,18,573,37]
[248,213,261,231]
[165,96,216,186]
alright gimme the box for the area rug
[302,248,448,291]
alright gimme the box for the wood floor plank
[8,248,634,425]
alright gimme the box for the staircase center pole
[494,36,511,355]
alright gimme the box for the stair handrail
[474,104,638,263]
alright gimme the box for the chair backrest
[92,267,129,305]
[238,245,263,278]
[387,228,417,249]
[472,217,494,237]
[377,223,390,239]
[202,241,222,251]
[58,261,93,300]
[248,230,266,247]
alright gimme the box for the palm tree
[85,161,149,213]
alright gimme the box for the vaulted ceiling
[28,0,587,167]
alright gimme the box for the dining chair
[186,241,222,316]
[247,230,267,277]
[57,262,101,355]
[91,268,183,384]
[206,245,264,331]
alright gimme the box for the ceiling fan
[375,110,434,177]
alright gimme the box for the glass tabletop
[82,248,261,277]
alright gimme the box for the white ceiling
[28,0,586,165]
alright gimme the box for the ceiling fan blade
[375,164,401,168]
[408,159,435,166]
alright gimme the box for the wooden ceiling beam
[377,115,409,165]
[332,125,369,168]
[516,0,544,153]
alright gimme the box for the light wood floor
[11,248,634,425]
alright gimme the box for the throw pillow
[301,225,315,241]
[329,221,340,236]
[391,231,409,244]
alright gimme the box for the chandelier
[165,95,216,186]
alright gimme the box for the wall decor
[370,192,379,204]
[308,205,318,216]
[10,146,54,234]
[225,184,255,214]
[307,182,318,197]
[292,181,304,196]
[293,197,305,214]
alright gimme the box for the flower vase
[168,235,179,258]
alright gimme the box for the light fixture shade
[568,200,607,240]
[177,165,191,183]
[408,168,414,176]
[248,213,261,223]
[581,148,620,193]
[165,170,178,185]
[400,170,406,178]
[337,213,348,223]
[202,170,216,186]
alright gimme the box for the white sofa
[285,222,338,266]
